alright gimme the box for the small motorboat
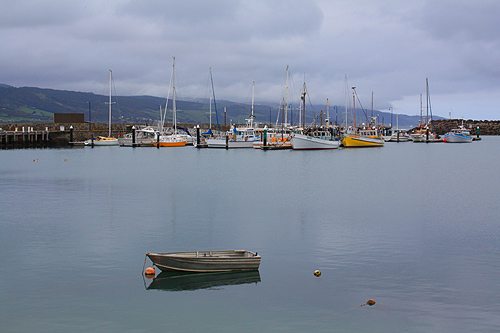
[146,250,261,273]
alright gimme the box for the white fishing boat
[443,122,473,143]
[85,70,119,146]
[207,125,259,148]
[118,126,156,147]
[385,114,411,142]
[292,130,340,150]
[388,130,411,142]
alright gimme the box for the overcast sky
[1,0,500,119]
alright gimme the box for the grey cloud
[1,0,500,119]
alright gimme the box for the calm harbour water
[1,138,500,332]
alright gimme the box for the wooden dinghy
[146,250,261,273]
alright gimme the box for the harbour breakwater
[431,119,500,136]
[1,119,498,148]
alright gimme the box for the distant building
[54,113,85,123]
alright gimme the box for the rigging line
[210,69,220,132]
[162,62,174,129]
[427,81,434,131]
[353,88,368,123]
[303,82,317,119]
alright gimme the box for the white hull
[411,132,439,142]
[207,138,256,148]
[410,133,424,142]
[292,133,340,150]
[84,138,119,146]
[388,134,411,142]
[118,137,154,147]
[443,132,472,143]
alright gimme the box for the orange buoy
[366,299,376,306]
[144,267,155,276]
[314,270,321,277]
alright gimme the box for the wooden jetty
[1,127,50,148]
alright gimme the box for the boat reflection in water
[146,270,261,292]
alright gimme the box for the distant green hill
[0,85,432,127]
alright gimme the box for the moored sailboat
[411,79,440,142]
[154,57,187,148]
[85,70,119,146]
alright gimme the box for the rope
[142,252,148,276]
[281,300,375,332]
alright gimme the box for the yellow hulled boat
[342,128,384,148]
[342,86,384,148]
[84,136,119,146]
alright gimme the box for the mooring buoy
[144,267,155,276]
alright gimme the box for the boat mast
[419,93,423,126]
[301,77,306,128]
[172,57,177,135]
[285,65,289,127]
[426,78,429,127]
[426,78,434,133]
[327,98,330,127]
[344,75,348,129]
[250,81,255,128]
[371,91,374,120]
[209,69,213,130]
[209,68,220,134]
[352,87,357,134]
[106,69,115,137]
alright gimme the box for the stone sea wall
[431,119,500,136]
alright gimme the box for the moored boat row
[83,68,476,149]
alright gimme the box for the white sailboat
[411,78,440,142]
[154,57,187,147]
[85,70,119,146]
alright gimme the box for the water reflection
[146,270,261,292]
